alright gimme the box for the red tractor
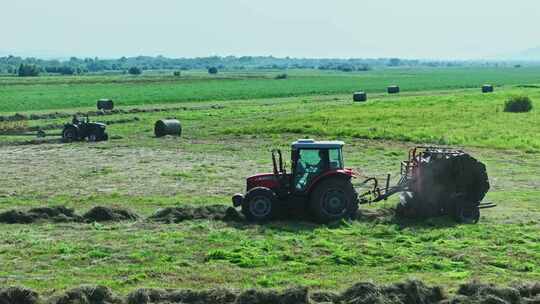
[232,139,494,224]
[233,139,358,223]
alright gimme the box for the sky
[1,0,540,60]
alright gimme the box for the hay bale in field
[154,119,182,137]
[482,84,494,93]
[97,99,114,110]
[387,85,400,94]
[353,91,367,102]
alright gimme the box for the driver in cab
[295,149,329,191]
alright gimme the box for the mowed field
[0,68,538,295]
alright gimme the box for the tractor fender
[306,170,353,194]
[62,124,79,135]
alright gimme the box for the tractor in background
[62,115,108,143]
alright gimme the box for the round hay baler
[362,146,493,223]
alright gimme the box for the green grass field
[2,67,540,113]
[0,68,538,294]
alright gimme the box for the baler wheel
[455,205,480,224]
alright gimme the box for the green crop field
[2,67,540,113]
[0,69,538,300]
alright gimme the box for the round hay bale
[97,99,114,110]
[482,84,494,93]
[387,85,400,94]
[154,119,182,137]
[353,91,367,102]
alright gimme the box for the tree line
[0,54,525,77]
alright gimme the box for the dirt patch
[82,206,140,222]
[0,206,80,224]
[0,287,40,304]
[148,205,244,223]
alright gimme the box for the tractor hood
[90,122,106,128]
[247,173,277,183]
[246,173,279,191]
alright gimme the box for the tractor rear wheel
[87,133,98,142]
[309,177,357,223]
[242,187,276,222]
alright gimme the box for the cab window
[329,148,343,169]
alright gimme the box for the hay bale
[387,85,400,94]
[504,95,533,113]
[154,119,182,138]
[97,99,114,110]
[482,84,494,93]
[353,91,367,102]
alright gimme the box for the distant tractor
[62,115,108,143]
[232,139,494,224]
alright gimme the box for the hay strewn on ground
[0,280,538,304]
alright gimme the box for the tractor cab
[290,139,345,192]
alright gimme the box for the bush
[208,67,218,74]
[18,64,40,77]
[504,95,533,113]
[275,73,288,80]
[173,71,181,77]
[128,66,142,75]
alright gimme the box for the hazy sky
[2,0,539,59]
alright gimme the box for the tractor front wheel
[309,177,357,223]
[62,128,77,143]
[242,187,276,222]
